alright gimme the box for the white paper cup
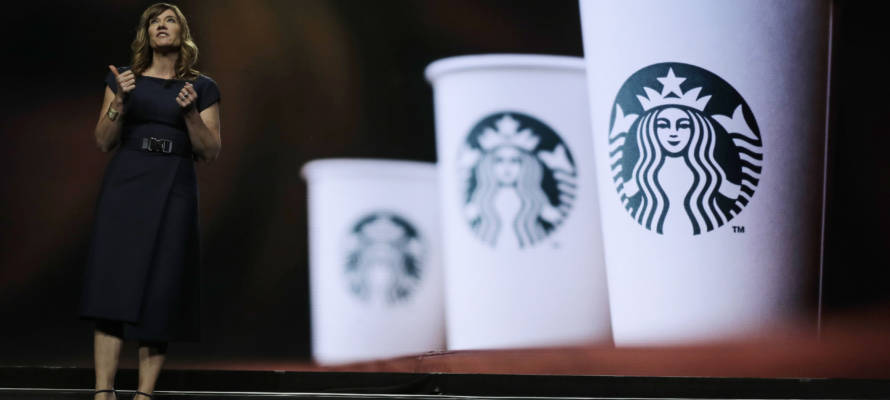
[302,159,444,363]
[426,54,612,350]
[580,0,831,345]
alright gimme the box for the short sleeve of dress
[196,75,221,112]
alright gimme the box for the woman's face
[492,146,522,185]
[148,9,182,50]
[655,107,692,156]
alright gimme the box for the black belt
[120,136,194,158]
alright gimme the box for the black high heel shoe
[134,391,153,399]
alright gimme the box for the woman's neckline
[140,74,179,81]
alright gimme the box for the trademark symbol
[732,226,745,233]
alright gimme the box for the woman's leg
[135,341,168,398]
[94,321,123,400]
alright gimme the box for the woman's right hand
[109,65,135,104]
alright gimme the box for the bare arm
[94,66,135,152]
[94,87,124,152]
[178,82,221,163]
[183,104,221,163]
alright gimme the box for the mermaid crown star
[636,68,711,112]
[478,114,540,151]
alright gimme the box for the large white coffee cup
[580,0,831,345]
[302,159,444,363]
[426,55,612,350]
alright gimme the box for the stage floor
[2,367,889,399]
[2,306,889,398]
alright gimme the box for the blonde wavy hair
[130,3,199,80]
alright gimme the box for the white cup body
[580,0,831,345]
[302,159,444,363]
[426,55,612,350]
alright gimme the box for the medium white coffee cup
[580,0,831,345]
[302,159,444,363]
[426,55,612,350]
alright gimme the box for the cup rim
[301,158,437,182]
[425,54,585,83]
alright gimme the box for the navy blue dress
[80,67,220,342]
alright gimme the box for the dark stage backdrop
[0,0,886,367]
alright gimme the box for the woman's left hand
[176,82,198,112]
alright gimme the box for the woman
[80,3,221,399]
[619,105,739,235]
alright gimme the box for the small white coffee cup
[302,159,444,363]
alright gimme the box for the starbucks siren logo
[608,63,763,235]
[458,112,577,248]
[344,212,424,304]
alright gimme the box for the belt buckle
[143,137,173,154]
